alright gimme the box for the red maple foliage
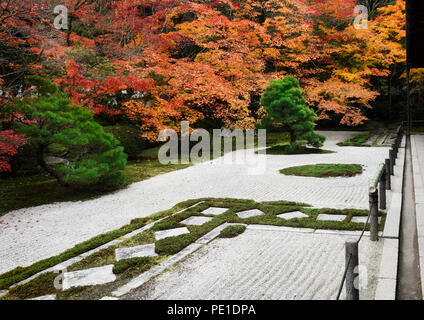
[0,130,26,173]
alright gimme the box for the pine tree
[260,76,325,148]
[9,86,127,186]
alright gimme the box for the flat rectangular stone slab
[29,295,56,300]
[201,207,228,216]
[62,265,116,290]
[112,243,202,297]
[236,209,265,219]
[181,216,213,226]
[351,216,382,224]
[277,211,308,220]
[316,214,346,222]
[100,296,119,300]
[155,227,190,241]
[115,244,158,261]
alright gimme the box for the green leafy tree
[260,76,325,148]
[9,91,127,186]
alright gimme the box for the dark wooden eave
[406,0,424,68]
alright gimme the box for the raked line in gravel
[0,131,389,274]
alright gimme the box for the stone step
[154,227,190,241]
[62,265,116,290]
[115,244,158,261]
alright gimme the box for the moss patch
[0,272,59,300]
[0,197,386,299]
[337,134,372,147]
[113,257,154,275]
[258,145,334,155]
[280,164,363,178]
[219,225,246,238]
[0,199,200,290]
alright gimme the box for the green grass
[280,164,363,178]
[337,134,372,147]
[0,197,385,300]
[219,225,246,238]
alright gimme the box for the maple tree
[0,0,409,176]
[0,130,26,173]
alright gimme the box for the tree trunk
[66,15,74,46]
[37,144,67,186]
[290,130,296,145]
[388,68,392,119]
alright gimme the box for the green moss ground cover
[337,134,372,147]
[0,198,385,300]
[280,164,363,178]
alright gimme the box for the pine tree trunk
[388,73,392,118]
[290,131,296,145]
[37,144,67,186]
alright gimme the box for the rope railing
[336,124,404,300]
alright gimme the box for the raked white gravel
[123,228,383,300]
[0,131,389,274]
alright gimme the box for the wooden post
[389,149,394,175]
[345,241,359,300]
[369,190,379,242]
[385,159,391,190]
[379,171,386,210]
[392,144,397,164]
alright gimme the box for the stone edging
[411,135,424,298]
[109,224,379,299]
[375,136,406,300]
[7,203,207,290]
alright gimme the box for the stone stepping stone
[277,211,309,220]
[29,295,56,300]
[100,296,119,300]
[181,216,213,226]
[201,207,229,216]
[62,265,116,290]
[155,227,190,241]
[236,209,265,219]
[316,214,347,222]
[351,216,382,224]
[115,244,158,261]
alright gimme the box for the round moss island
[257,144,334,155]
[280,164,363,178]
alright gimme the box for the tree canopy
[261,76,325,148]
[0,0,410,174]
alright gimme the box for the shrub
[104,125,152,160]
